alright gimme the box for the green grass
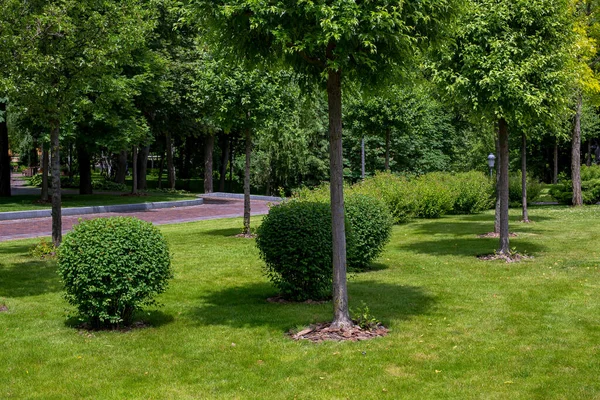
[0,193,198,213]
[2,206,600,398]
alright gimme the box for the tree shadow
[410,219,545,237]
[202,228,243,237]
[188,281,435,330]
[64,310,175,330]
[453,213,555,223]
[397,237,545,257]
[0,259,62,298]
[349,262,389,273]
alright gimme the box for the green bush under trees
[508,171,542,206]
[255,196,393,301]
[57,217,172,327]
[550,165,600,205]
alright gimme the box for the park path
[1,174,275,241]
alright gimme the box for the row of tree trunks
[204,134,214,193]
[137,145,150,191]
[219,133,230,192]
[0,100,11,197]
[77,141,93,195]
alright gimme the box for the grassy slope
[1,206,600,399]
[0,193,198,213]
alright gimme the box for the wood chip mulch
[234,233,256,239]
[0,305,8,312]
[289,323,389,342]
[478,253,533,263]
[477,232,518,238]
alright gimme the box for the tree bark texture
[553,139,558,185]
[166,132,175,190]
[41,145,49,202]
[219,133,230,192]
[521,132,529,222]
[572,94,583,206]
[243,128,252,235]
[204,134,214,193]
[131,146,138,195]
[0,101,11,197]
[498,118,510,254]
[385,128,391,172]
[77,142,93,195]
[327,66,353,329]
[494,138,500,234]
[115,150,127,184]
[50,122,62,246]
[137,145,150,191]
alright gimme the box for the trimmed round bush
[345,194,394,271]
[255,196,393,300]
[256,201,333,301]
[57,217,172,327]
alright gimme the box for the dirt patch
[289,322,389,342]
[0,304,8,312]
[267,295,328,305]
[477,232,518,238]
[478,253,533,263]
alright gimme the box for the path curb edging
[0,198,205,221]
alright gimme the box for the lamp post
[487,153,496,178]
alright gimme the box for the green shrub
[345,194,393,271]
[57,217,172,327]
[411,173,454,218]
[449,171,495,214]
[91,178,127,191]
[256,196,393,300]
[508,171,542,206]
[549,182,573,204]
[29,239,57,260]
[581,165,600,181]
[255,201,333,301]
[582,179,600,204]
[352,172,416,223]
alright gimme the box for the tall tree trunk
[361,137,365,179]
[131,146,138,195]
[521,132,529,222]
[385,128,391,172]
[586,139,592,167]
[50,122,62,247]
[327,65,352,329]
[494,138,500,234]
[242,128,252,235]
[137,145,150,191]
[115,150,127,184]
[553,139,558,185]
[166,132,175,190]
[498,118,510,254]
[157,150,165,189]
[572,94,583,206]
[229,135,235,191]
[77,142,93,195]
[41,145,49,202]
[0,100,11,197]
[219,132,230,192]
[204,134,214,193]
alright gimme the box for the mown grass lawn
[0,192,198,213]
[1,206,600,399]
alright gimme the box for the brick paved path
[0,198,273,242]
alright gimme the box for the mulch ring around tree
[477,252,533,263]
[477,232,518,238]
[289,323,389,343]
[0,304,8,312]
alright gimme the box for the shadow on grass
[0,259,62,297]
[453,213,555,223]
[410,220,545,237]
[189,281,434,330]
[397,237,545,257]
[201,228,243,237]
[349,262,389,273]
[64,310,175,330]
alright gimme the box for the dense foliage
[57,217,172,327]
